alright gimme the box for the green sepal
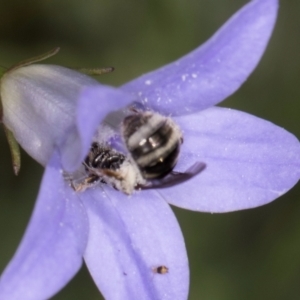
[0,66,7,78]
[76,67,115,76]
[3,125,21,175]
[6,47,60,74]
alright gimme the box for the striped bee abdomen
[122,112,182,179]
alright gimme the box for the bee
[73,111,205,194]
[72,142,146,194]
[152,265,169,275]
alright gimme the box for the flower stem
[0,66,7,77]
[3,125,21,175]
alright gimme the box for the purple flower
[0,0,299,299]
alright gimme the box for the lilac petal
[61,85,134,172]
[83,187,188,300]
[158,107,300,213]
[0,151,89,300]
[121,0,278,116]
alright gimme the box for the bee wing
[140,162,206,190]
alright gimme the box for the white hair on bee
[88,157,146,195]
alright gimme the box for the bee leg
[71,174,100,192]
[127,101,147,114]
[101,169,124,180]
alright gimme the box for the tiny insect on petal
[152,266,169,275]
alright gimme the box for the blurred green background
[0,0,300,299]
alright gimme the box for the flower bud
[1,64,99,166]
